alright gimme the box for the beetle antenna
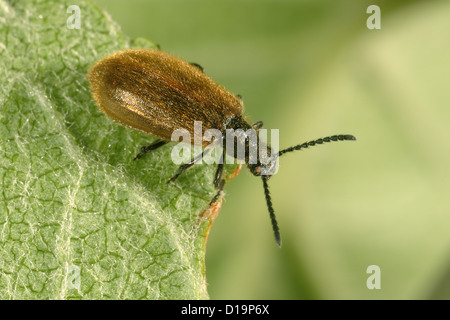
[277,134,356,157]
[262,175,282,247]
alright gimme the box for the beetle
[89,49,355,247]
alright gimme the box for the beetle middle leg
[210,152,225,204]
[167,147,212,184]
[133,140,168,160]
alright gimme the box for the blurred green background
[90,0,450,299]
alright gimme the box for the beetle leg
[213,153,224,188]
[210,178,225,205]
[167,148,211,184]
[190,62,204,72]
[210,152,225,204]
[252,121,263,130]
[133,140,168,161]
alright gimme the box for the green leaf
[0,0,237,299]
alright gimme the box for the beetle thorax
[222,116,276,178]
